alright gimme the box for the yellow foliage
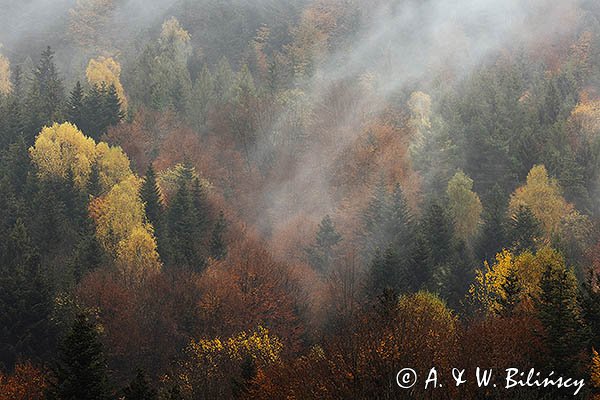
[86,56,127,110]
[591,348,600,390]
[447,170,482,242]
[95,142,132,192]
[183,326,283,380]
[509,165,572,236]
[30,122,131,192]
[160,17,191,45]
[94,175,145,254]
[470,247,564,314]
[115,225,161,285]
[29,122,97,189]
[407,91,432,129]
[570,99,600,140]
[0,51,11,95]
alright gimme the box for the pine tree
[306,215,342,273]
[508,204,542,254]
[47,313,111,400]
[122,370,157,400]
[210,210,227,260]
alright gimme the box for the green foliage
[47,313,111,400]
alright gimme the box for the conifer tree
[508,204,542,254]
[210,210,227,260]
[537,261,588,374]
[0,219,55,371]
[306,215,342,273]
[103,83,123,127]
[67,81,85,129]
[140,164,163,229]
[47,313,111,400]
[122,370,157,400]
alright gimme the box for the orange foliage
[0,362,47,400]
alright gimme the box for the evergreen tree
[81,84,104,139]
[508,204,542,254]
[26,46,64,138]
[581,270,600,350]
[0,219,56,371]
[537,261,588,374]
[210,210,227,260]
[47,313,111,400]
[103,83,123,127]
[122,370,157,400]
[67,81,85,129]
[477,184,508,263]
[306,215,342,273]
[165,165,208,271]
[140,164,164,229]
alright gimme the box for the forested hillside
[2,0,600,398]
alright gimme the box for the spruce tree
[477,185,508,263]
[0,219,55,371]
[67,81,85,129]
[537,261,588,374]
[306,215,342,273]
[508,205,542,254]
[103,83,123,127]
[26,46,64,137]
[140,164,163,229]
[210,210,227,260]
[47,313,111,400]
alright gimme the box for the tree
[67,81,85,129]
[210,210,227,260]
[477,184,508,263]
[509,165,572,236]
[0,220,55,371]
[86,56,127,111]
[121,370,157,400]
[305,215,342,273]
[0,51,12,95]
[537,260,588,374]
[27,47,64,135]
[47,314,111,400]
[447,170,482,243]
[140,164,163,229]
[507,204,542,254]
[188,65,214,132]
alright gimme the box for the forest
[2,0,600,399]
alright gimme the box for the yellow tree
[509,165,572,236]
[115,226,161,285]
[447,170,482,243]
[86,56,127,110]
[93,175,145,254]
[0,49,11,95]
[95,142,133,193]
[470,247,566,314]
[29,122,97,189]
